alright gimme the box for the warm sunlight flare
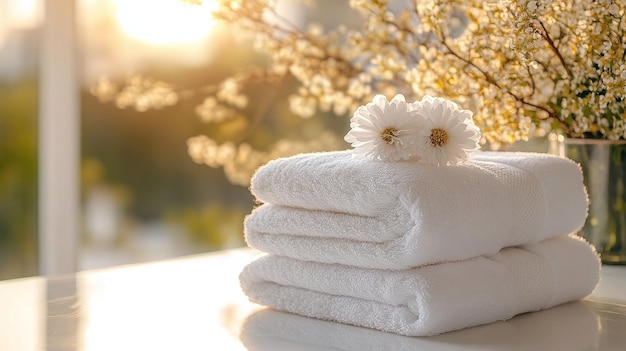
[112,0,217,46]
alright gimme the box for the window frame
[38,0,79,276]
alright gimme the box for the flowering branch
[537,20,572,78]
[93,0,626,185]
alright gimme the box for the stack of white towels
[239,150,601,336]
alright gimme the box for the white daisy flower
[412,95,481,166]
[345,94,422,161]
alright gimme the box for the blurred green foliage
[0,79,39,280]
[0,69,258,280]
[165,204,245,250]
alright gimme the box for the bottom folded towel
[239,235,600,336]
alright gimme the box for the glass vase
[563,138,626,264]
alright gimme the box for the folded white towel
[239,235,600,336]
[247,150,588,269]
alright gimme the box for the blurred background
[1,0,259,280]
[1,0,368,280]
[0,0,548,280]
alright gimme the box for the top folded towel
[248,150,588,268]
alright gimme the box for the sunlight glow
[79,250,260,351]
[0,0,43,49]
[112,0,218,46]
[2,0,43,29]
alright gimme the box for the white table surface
[0,248,625,351]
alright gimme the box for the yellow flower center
[381,127,399,144]
[430,128,449,147]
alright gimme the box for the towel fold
[246,151,588,269]
[239,235,600,336]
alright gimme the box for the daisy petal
[345,94,424,162]
[412,96,481,166]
